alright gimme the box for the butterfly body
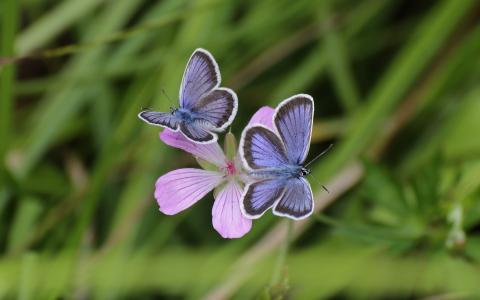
[139,49,237,144]
[172,108,196,124]
[240,94,315,220]
[248,165,310,180]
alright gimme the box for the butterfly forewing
[138,111,180,130]
[193,88,237,130]
[274,95,313,164]
[180,49,220,110]
[273,177,313,219]
[241,125,289,170]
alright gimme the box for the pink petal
[160,129,226,167]
[155,168,223,215]
[212,180,252,238]
[247,106,275,130]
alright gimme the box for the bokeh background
[1,0,480,299]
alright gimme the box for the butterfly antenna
[160,88,175,107]
[309,172,330,194]
[305,143,333,168]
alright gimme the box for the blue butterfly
[240,94,315,220]
[138,49,238,144]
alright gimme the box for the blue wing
[192,88,237,131]
[274,94,313,165]
[138,110,180,130]
[180,122,216,144]
[179,49,220,110]
[240,125,289,170]
[273,177,313,220]
[241,179,285,219]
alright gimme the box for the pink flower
[155,106,275,238]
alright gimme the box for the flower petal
[160,129,226,167]
[247,106,275,129]
[212,180,252,238]
[155,168,223,215]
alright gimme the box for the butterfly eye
[300,167,310,176]
[169,107,176,114]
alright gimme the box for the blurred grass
[0,0,18,189]
[1,0,480,299]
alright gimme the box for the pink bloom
[247,106,274,128]
[155,106,275,238]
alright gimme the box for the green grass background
[1,0,480,299]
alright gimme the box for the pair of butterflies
[139,49,316,220]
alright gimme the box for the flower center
[224,160,237,176]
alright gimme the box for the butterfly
[138,48,238,144]
[239,94,315,220]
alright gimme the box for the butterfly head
[169,106,177,115]
[300,167,311,177]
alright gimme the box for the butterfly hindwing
[180,122,216,144]
[180,49,220,110]
[241,179,285,218]
[273,177,313,220]
[274,94,314,165]
[138,111,180,130]
[192,88,238,130]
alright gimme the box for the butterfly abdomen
[248,165,304,180]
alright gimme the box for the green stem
[270,220,294,286]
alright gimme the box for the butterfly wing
[274,94,314,165]
[180,121,216,144]
[241,179,286,219]
[239,124,291,218]
[240,125,289,170]
[191,88,238,131]
[273,177,313,220]
[180,48,220,110]
[138,110,180,130]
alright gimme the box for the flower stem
[270,220,293,286]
